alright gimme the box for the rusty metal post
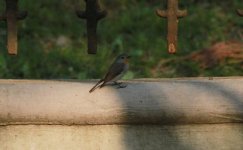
[156,0,187,54]
[237,9,243,16]
[0,0,27,55]
[76,0,107,54]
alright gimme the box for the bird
[89,53,130,93]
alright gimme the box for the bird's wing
[103,62,125,83]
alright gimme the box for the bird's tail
[89,79,104,93]
[99,82,106,89]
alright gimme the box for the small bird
[89,53,130,93]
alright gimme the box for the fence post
[76,0,107,54]
[156,0,187,54]
[0,0,27,55]
[237,9,243,16]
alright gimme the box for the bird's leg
[113,81,127,88]
[113,81,122,86]
[117,84,127,88]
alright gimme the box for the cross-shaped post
[0,0,27,55]
[156,0,187,54]
[237,9,243,16]
[76,0,107,54]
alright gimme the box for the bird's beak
[127,55,131,59]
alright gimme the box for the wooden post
[0,0,27,55]
[237,9,243,16]
[76,0,107,54]
[156,0,187,54]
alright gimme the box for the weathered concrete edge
[0,78,243,126]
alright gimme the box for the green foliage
[0,0,242,79]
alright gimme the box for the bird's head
[116,53,131,64]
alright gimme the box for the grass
[0,0,242,79]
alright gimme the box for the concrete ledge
[1,124,243,150]
[0,78,243,125]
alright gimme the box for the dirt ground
[153,41,243,77]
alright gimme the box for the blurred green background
[0,0,242,79]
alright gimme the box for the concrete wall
[0,78,243,149]
[1,124,243,150]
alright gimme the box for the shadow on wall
[114,81,193,150]
[113,80,243,150]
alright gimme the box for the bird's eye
[121,56,125,59]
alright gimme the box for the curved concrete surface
[0,78,242,125]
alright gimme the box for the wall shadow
[114,80,195,150]
[113,79,243,150]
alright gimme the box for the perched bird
[89,53,130,93]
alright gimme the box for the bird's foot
[113,81,121,86]
[117,84,127,89]
[113,82,127,89]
